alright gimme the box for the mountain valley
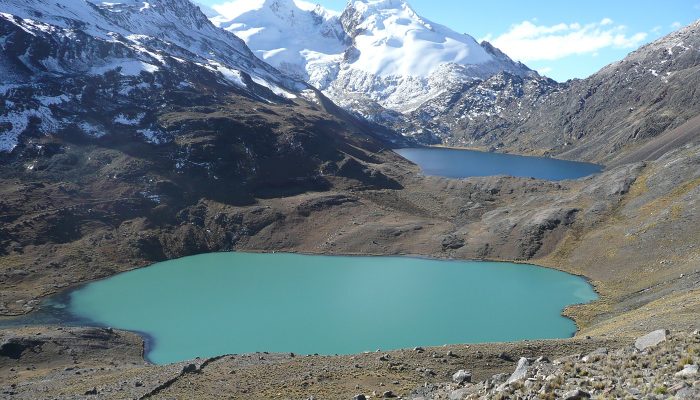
[0,0,699,398]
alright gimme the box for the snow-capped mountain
[0,0,409,210]
[211,0,348,87]
[0,0,313,152]
[212,0,536,122]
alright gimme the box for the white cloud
[670,21,683,30]
[537,66,553,74]
[482,19,648,63]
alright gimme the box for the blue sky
[199,0,700,82]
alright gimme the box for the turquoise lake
[39,253,597,365]
[395,147,603,180]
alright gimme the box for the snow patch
[300,89,320,104]
[0,84,21,96]
[78,122,107,138]
[90,60,160,76]
[140,191,161,203]
[213,63,247,88]
[118,82,151,95]
[138,128,166,144]
[114,112,145,125]
[0,106,59,152]
[35,94,69,106]
[252,76,297,98]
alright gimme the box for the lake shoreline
[4,252,597,365]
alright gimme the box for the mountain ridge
[212,0,536,122]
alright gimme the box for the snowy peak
[212,0,348,81]
[211,0,537,116]
[211,0,336,22]
[340,0,493,77]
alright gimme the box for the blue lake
[395,147,603,180]
[13,253,598,365]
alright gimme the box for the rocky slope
[212,2,700,160]
[0,0,405,152]
[2,326,698,398]
[417,330,700,400]
[431,20,700,164]
[0,0,413,314]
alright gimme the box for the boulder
[634,329,668,351]
[498,352,514,361]
[449,388,469,400]
[506,357,530,383]
[675,364,698,378]
[441,235,465,250]
[182,363,198,373]
[452,369,472,384]
[353,395,367,400]
[563,389,591,399]
[581,347,608,362]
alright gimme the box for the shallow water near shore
[6,253,598,365]
[396,147,603,180]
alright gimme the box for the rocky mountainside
[213,2,700,154]
[211,0,539,141]
[0,0,313,151]
[0,0,407,185]
[0,0,415,316]
[429,20,700,163]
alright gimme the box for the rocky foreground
[413,330,700,400]
[1,328,698,399]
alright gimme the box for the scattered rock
[84,387,98,395]
[563,389,591,399]
[382,390,395,398]
[635,329,668,351]
[669,382,689,394]
[676,364,699,378]
[441,235,465,250]
[449,388,469,400]
[506,357,530,383]
[353,395,367,400]
[182,364,198,374]
[452,369,472,384]
[581,347,608,362]
[498,352,514,361]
